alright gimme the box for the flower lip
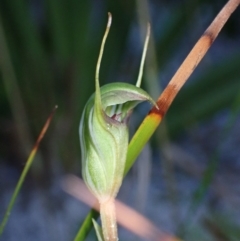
[100,82,157,120]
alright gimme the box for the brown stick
[154,0,240,117]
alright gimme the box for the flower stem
[100,198,118,241]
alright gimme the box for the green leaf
[92,219,104,241]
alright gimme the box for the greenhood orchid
[79,13,156,241]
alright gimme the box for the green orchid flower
[79,13,156,241]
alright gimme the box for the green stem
[0,106,57,236]
[73,209,99,241]
[100,199,118,241]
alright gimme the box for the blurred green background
[0,0,240,240]
[0,0,239,176]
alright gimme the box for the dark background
[0,0,240,240]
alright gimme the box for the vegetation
[0,0,239,240]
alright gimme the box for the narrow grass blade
[92,219,104,241]
[0,106,58,236]
[74,1,240,240]
[73,209,99,241]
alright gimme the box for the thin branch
[154,0,240,117]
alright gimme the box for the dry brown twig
[153,0,240,117]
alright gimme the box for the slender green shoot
[73,210,99,241]
[136,23,150,87]
[0,106,58,236]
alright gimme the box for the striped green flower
[79,82,155,203]
[79,13,156,241]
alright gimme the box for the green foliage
[92,219,104,241]
[0,0,239,172]
[0,107,56,236]
[0,0,239,240]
